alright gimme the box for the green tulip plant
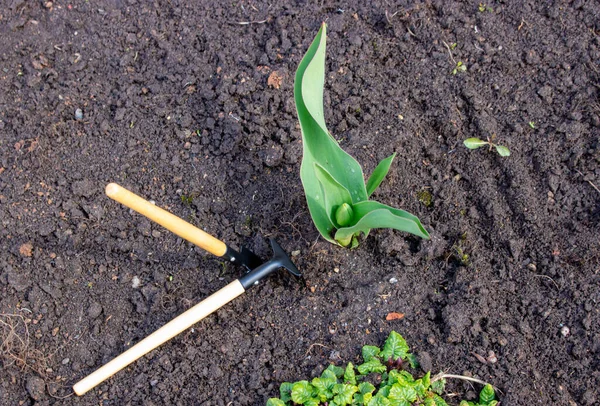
[295,23,429,247]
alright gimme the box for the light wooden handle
[105,183,227,257]
[73,280,245,396]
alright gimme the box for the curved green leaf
[494,145,510,157]
[280,382,293,403]
[463,138,487,149]
[296,23,368,244]
[358,382,376,395]
[291,381,315,404]
[362,345,381,362]
[344,362,357,385]
[366,153,396,197]
[266,399,286,406]
[479,384,495,404]
[357,358,387,375]
[381,331,409,362]
[325,364,345,378]
[335,201,429,245]
[314,163,353,229]
[332,383,358,406]
[389,383,417,403]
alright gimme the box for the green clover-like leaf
[381,331,410,361]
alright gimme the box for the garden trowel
[72,183,301,396]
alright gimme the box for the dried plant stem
[431,372,489,386]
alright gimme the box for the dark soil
[1,1,599,405]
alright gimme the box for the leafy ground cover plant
[295,23,429,248]
[463,137,510,157]
[267,331,498,406]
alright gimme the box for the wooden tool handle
[105,183,227,257]
[73,280,245,396]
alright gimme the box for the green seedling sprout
[528,121,536,129]
[452,61,467,75]
[267,331,499,406]
[295,23,429,248]
[464,136,510,157]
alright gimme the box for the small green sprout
[417,189,433,208]
[181,194,193,206]
[464,136,510,157]
[452,61,467,75]
[528,121,536,129]
[295,23,429,248]
[449,42,458,50]
[478,3,493,12]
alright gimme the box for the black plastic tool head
[238,238,301,289]
[223,245,263,271]
[238,246,263,270]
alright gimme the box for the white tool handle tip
[105,183,120,197]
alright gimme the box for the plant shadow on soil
[1,1,599,405]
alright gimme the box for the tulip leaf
[366,153,396,197]
[296,23,367,206]
[314,163,354,229]
[335,202,430,246]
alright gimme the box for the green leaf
[291,381,315,404]
[388,383,417,404]
[296,23,369,245]
[361,345,381,362]
[368,394,391,406]
[432,394,449,406]
[366,153,396,197]
[326,364,346,378]
[413,372,431,397]
[463,138,488,150]
[335,202,355,227]
[314,162,354,225]
[494,145,510,157]
[358,382,376,395]
[430,378,446,395]
[312,370,337,401]
[344,362,357,385]
[335,201,429,246]
[357,358,387,375]
[280,382,293,403]
[479,384,496,404]
[406,353,419,369]
[332,383,358,405]
[388,370,414,386]
[266,399,286,406]
[381,331,410,361]
[353,393,372,405]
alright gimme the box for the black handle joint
[238,239,301,290]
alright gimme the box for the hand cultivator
[73,183,300,396]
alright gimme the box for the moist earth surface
[1,1,599,405]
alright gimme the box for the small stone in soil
[26,375,45,400]
[132,275,141,288]
[389,277,398,284]
[87,302,102,319]
[560,326,570,337]
[75,108,83,120]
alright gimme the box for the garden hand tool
[72,184,301,396]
